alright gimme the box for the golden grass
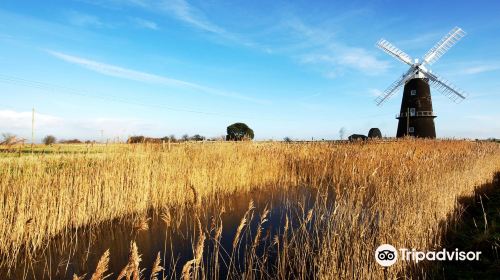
[1,140,500,279]
[117,241,142,280]
[150,252,164,280]
[90,249,110,280]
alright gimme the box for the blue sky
[0,0,499,141]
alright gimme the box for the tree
[43,135,56,145]
[59,139,82,144]
[339,127,346,140]
[182,134,189,141]
[1,133,16,145]
[127,136,162,143]
[226,123,254,141]
[127,136,145,143]
[283,136,292,142]
[190,134,205,141]
[368,128,382,139]
[169,134,177,142]
[209,135,225,141]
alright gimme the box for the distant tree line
[42,135,95,144]
[127,122,256,143]
[3,127,498,145]
[59,139,87,144]
[126,134,208,144]
[1,122,256,145]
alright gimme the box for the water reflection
[1,186,324,279]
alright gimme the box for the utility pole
[406,107,410,136]
[31,107,35,153]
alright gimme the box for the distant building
[348,134,368,141]
[368,128,382,138]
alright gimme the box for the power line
[0,74,291,122]
[0,73,395,123]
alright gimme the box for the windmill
[375,27,468,138]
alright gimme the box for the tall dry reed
[1,140,500,279]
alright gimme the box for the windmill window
[410,108,416,116]
[411,90,417,96]
[409,127,415,133]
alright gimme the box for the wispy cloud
[84,2,388,75]
[368,88,383,97]
[74,117,158,135]
[159,0,225,34]
[0,110,62,129]
[440,61,500,76]
[337,47,389,73]
[461,64,500,75]
[111,0,227,35]
[286,18,390,76]
[0,109,157,141]
[131,17,159,30]
[46,50,267,104]
[157,0,267,49]
[395,31,442,51]
[100,0,264,49]
[301,47,390,75]
[65,10,105,28]
[67,9,158,31]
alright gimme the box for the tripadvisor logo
[375,244,398,267]
[375,244,482,266]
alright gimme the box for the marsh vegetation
[0,140,499,279]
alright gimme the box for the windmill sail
[375,68,415,106]
[423,27,466,65]
[376,39,414,66]
[425,72,467,102]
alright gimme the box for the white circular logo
[375,244,398,266]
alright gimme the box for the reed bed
[1,140,500,279]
